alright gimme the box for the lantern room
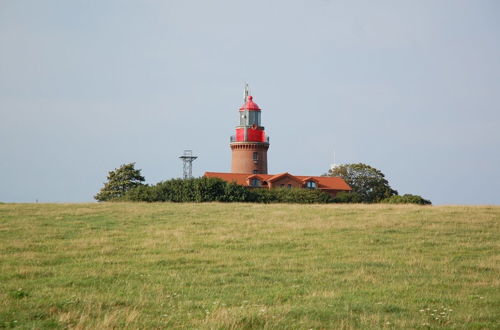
[232,95,268,143]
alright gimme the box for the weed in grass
[419,306,453,327]
[9,288,29,299]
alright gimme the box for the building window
[306,181,317,189]
[253,152,258,161]
[250,178,260,187]
[288,184,292,189]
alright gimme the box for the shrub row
[120,177,333,203]
[381,194,432,205]
[118,177,431,205]
[252,186,332,204]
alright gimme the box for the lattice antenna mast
[179,150,198,179]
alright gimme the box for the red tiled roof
[267,172,304,184]
[295,175,352,191]
[301,176,319,183]
[204,172,352,191]
[205,172,267,185]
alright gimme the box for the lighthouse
[230,86,269,174]
[206,86,352,196]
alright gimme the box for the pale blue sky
[1,0,499,204]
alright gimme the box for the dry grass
[0,202,499,329]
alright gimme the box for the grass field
[0,203,499,329]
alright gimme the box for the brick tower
[230,87,269,174]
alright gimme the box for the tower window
[253,152,258,160]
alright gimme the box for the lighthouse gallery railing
[230,136,270,143]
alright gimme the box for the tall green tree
[95,163,145,201]
[327,163,397,203]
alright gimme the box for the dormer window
[250,178,261,187]
[306,180,317,189]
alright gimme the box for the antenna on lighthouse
[179,150,197,179]
[243,83,250,103]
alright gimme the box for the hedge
[120,177,333,204]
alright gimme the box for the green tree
[327,163,397,203]
[95,163,145,201]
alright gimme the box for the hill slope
[0,203,498,329]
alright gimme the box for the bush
[332,191,363,203]
[122,184,157,202]
[252,188,332,204]
[381,194,432,205]
[223,182,256,202]
[194,177,227,202]
[274,188,332,203]
[124,177,229,202]
[252,188,277,203]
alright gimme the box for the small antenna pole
[243,83,250,103]
[179,150,198,179]
[330,148,338,172]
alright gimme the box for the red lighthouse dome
[239,95,261,111]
